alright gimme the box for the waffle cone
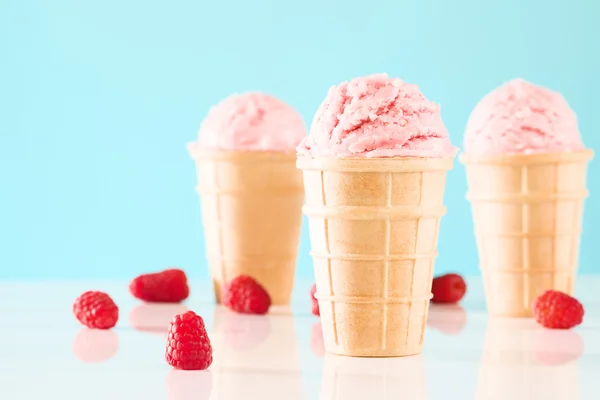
[460,150,593,317]
[297,156,454,357]
[193,150,304,305]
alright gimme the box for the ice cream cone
[461,150,593,317]
[193,150,304,305]
[297,156,453,357]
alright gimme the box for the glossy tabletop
[0,277,598,399]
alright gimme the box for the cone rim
[296,155,454,172]
[459,149,593,165]
[189,148,297,162]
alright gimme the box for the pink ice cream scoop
[464,79,585,155]
[188,92,306,154]
[297,73,456,158]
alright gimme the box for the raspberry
[73,291,119,329]
[310,283,320,316]
[129,268,189,303]
[532,290,584,329]
[431,273,467,304]
[222,275,271,314]
[166,311,213,370]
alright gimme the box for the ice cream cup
[460,149,593,317]
[192,149,304,305]
[298,156,454,357]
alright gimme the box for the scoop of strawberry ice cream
[297,73,456,158]
[464,79,585,155]
[188,92,306,154]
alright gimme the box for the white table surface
[0,277,598,399]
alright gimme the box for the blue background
[1,0,598,280]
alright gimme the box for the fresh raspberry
[129,268,189,303]
[73,291,119,329]
[165,311,213,370]
[222,275,271,315]
[431,273,467,304]
[532,290,584,329]
[310,283,320,316]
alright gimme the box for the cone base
[318,297,430,358]
[483,271,576,317]
[487,310,533,318]
[325,347,423,358]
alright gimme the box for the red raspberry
[310,283,320,316]
[73,291,119,329]
[222,275,271,314]
[533,290,584,329]
[431,273,467,304]
[129,268,189,303]
[166,311,213,370]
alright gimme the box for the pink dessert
[464,79,584,155]
[297,73,456,158]
[188,92,306,154]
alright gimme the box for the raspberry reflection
[311,322,325,357]
[427,304,467,335]
[533,329,584,365]
[72,328,118,363]
[166,370,213,400]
